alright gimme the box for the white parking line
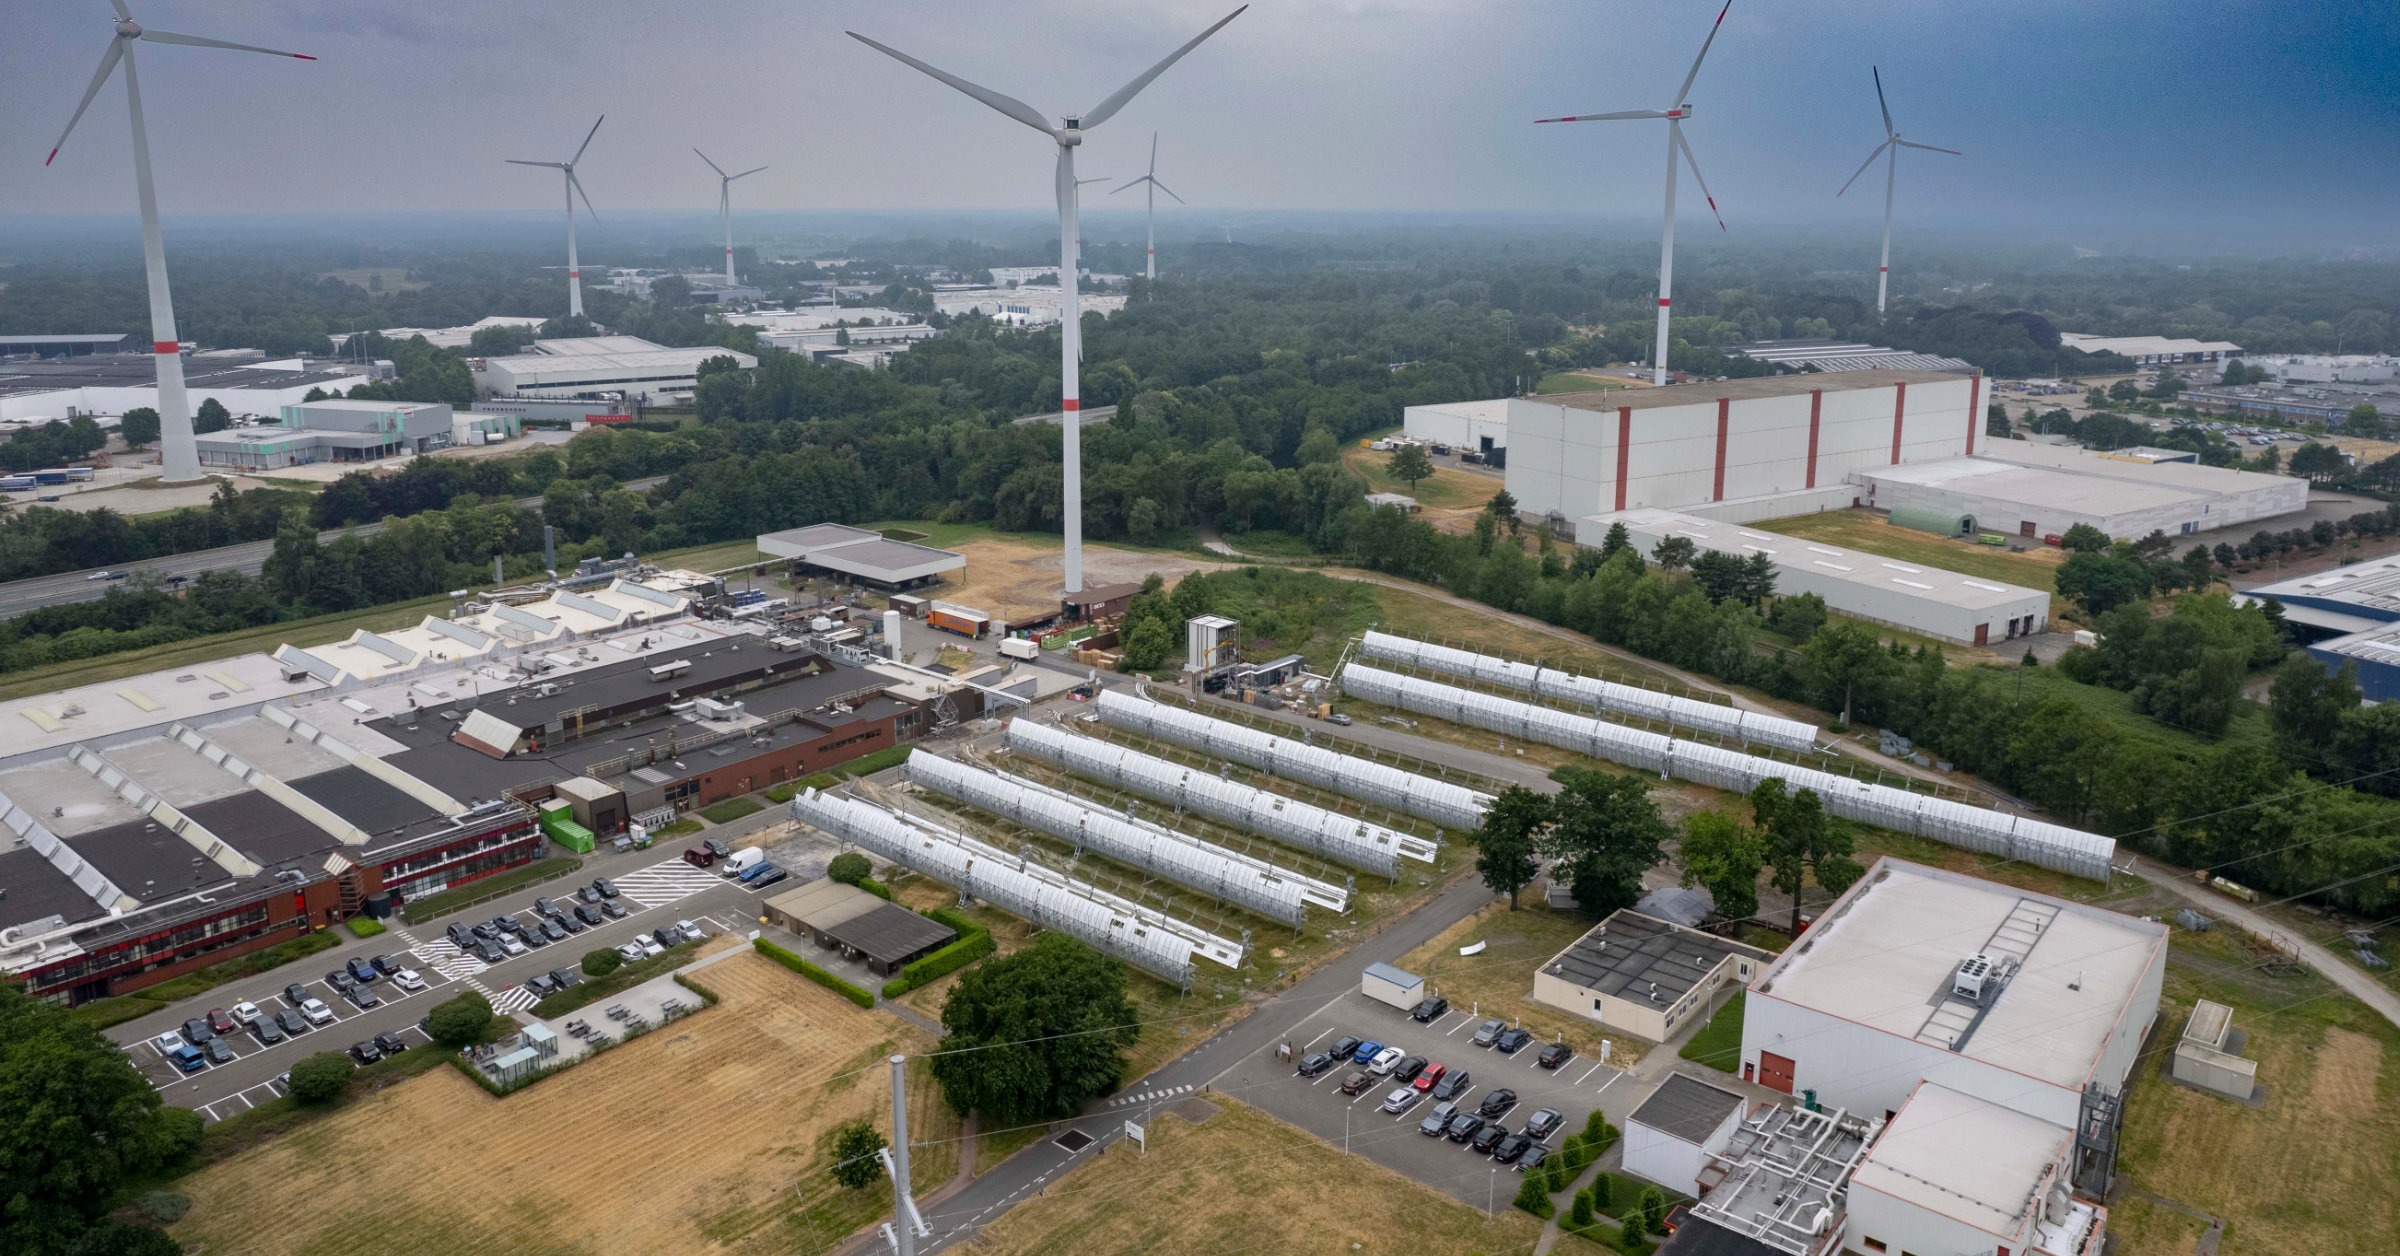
[1303,1026,1335,1049]
[1595,1071,1624,1096]
[1572,1059,1606,1085]
[1444,1016,1472,1036]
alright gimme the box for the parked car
[616,942,647,964]
[300,998,335,1026]
[203,1038,237,1065]
[1517,1145,1552,1174]
[1523,1108,1564,1141]
[555,912,587,934]
[1339,1070,1375,1096]
[169,1044,206,1074]
[637,936,665,958]
[653,926,681,949]
[181,1017,213,1045]
[207,1007,236,1034]
[576,885,602,904]
[750,867,789,889]
[682,846,715,869]
[500,933,528,956]
[1432,1069,1471,1101]
[1410,995,1449,1023]
[592,877,619,899]
[394,968,426,991]
[151,1030,182,1054]
[1392,1055,1428,1084]
[371,953,403,975]
[446,923,475,949]
[1367,1046,1405,1075]
[1328,1035,1363,1062]
[674,920,702,943]
[252,1017,285,1045]
[283,982,311,1008]
[348,985,381,1009]
[373,1031,409,1055]
[520,927,550,948]
[1469,1123,1508,1154]
[1470,1017,1506,1047]
[547,968,581,989]
[574,903,603,927]
[600,898,630,918]
[1494,1027,1533,1055]
[1418,1099,1458,1136]
[1477,1088,1517,1119]
[325,969,356,994]
[276,1009,308,1036]
[1296,1051,1336,1078]
[1351,1039,1384,1065]
[474,940,507,964]
[1445,1113,1486,1144]
[348,1041,382,1065]
[1413,1062,1448,1092]
[230,1001,261,1026]
[1536,1043,1574,1070]
[539,918,569,943]
[703,837,731,860]
[1491,1132,1533,1164]
[528,974,558,997]
[535,897,564,918]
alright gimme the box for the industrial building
[481,335,758,405]
[1506,371,1985,538]
[2055,332,2242,364]
[1720,339,1976,374]
[1401,398,1510,459]
[2167,998,2259,1102]
[0,353,373,425]
[1594,508,2050,646]
[1531,909,1775,1043]
[758,523,966,590]
[1850,441,2307,542]
[1655,1098,1875,1256]
[762,876,958,977]
[351,315,545,353]
[1740,859,2166,1139]
[1846,1082,2105,1256]
[1623,1073,1749,1193]
[192,398,457,470]
[930,286,1127,326]
[2236,554,2400,701]
[0,333,137,359]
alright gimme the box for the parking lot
[120,852,780,1122]
[1245,989,1649,1209]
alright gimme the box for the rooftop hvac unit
[1952,953,1996,1002]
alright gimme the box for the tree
[929,933,1139,1127]
[581,947,623,977]
[1473,786,1552,909]
[1677,810,1763,924]
[830,1118,888,1189]
[193,397,233,435]
[1386,443,1433,490]
[2289,442,2348,483]
[1568,1187,1596,1230]
[118,407,160,449]
[1118,615,1176,671]
[1801,620,1891,725]
[2058,523,2111,553]
[1986,401,2010,437]
[1589,1171,1613,1208]
[1649,535,1695,571]
[286,1051,354,1103]
[2055,551,2153,616]
[1634,1185,1669,1234]
[1752,779,1861,935]
[1542,768,1672,919]
[1514,1170,1555,1217]
[425,990,495,1047]
[1599,521,1632,561]
[828,852,873,886]
[2107,379,2141,405]
[0,983,203,1256]
[2271,656,2359,766]
[1488,488,1519,523]
[2341,403,2387,440]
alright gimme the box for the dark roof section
[286,766,440,838]
[1542,910,1776,1006]
[182,790,339,869]
[826,902,957,968]
[0,845,108,931]
[1630,1073,1747,1145]
[0,354,365,400]
[66,818,230,906]
[466,640,828,733]
[1653,1216,1791,1256]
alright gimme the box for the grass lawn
[1340,444,1502,513]
[646,537,770,574]
[1983,661,2275,755]
[1394,896,1647,1067]
[1537,370,1621,396]
[1754,508,2067,593]
[860,518,1060,551]
[649,818,702,838]
[970,1097,1545,1256]
[1678,992,1744,1073]
[698,797,764,825]
[398,856,586,925]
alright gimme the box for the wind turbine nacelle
[1668,106,1692,119]
[116,20,143,37]
[1060,117,1084,144]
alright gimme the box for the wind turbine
[509,117,604,320]
[44,0,314,485]
[1837,67,1960,316]
[1537,0,1733,386]
[1113,133,1185,282]
[849,6,1245,596]
[695,149,766,286]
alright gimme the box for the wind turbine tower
[1838,68,1960,316]
[696,149,767,286]
[1537,0,1733,386]
[850,7,1245,596]
[44,0,315,485]
[1113,133,1185,282]
[510,118,605,320]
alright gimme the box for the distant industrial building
[2238,554,2400,701]
[1402,398,1510,459]
[1622,1074,1747,1195]
[1721,338,1976,374]
[1851,441,2307,541]
[1531,908,1775,1043]
[193,399,456,470]
[0,334,137,359]
[2055,332,2243,364]
[0,354,371,425]
[481,335,758,406]
[1507,371,1986,538]
[1598,508,2050,646]
[351,315,544,353]
[931,287,1127,326]
[1846,1082,2105,1256]
[758,523,966,590]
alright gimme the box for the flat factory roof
[1592,509,2044,613]
[1755,860,2166,1092]
[0,356,366,398]
[1541,909,1775,1006]
[1630,1073,1746,1145]
[1408,397,1512,423]
[2243,552,2400,620]
[802,537,965,582]
[1536,369,1967,415]
[1850,1082,2071,1238]
[760,523,886,556]
[1855,457,2213,517]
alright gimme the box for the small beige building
[2169,999,2259,1102]
[1531,909,1775,1043]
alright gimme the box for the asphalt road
[0,475,667,617]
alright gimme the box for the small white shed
[1622,1073,1747,1194]
[1361,961,1423,1011]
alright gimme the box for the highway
[0,475,667,617]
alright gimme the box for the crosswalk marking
[1107,1082,1195,1108]
[490,986,540,1013]
[613,860,727,908]
[409,938,489,983]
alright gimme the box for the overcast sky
[4,1,2396,239]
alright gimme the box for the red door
[1758,1051,1796,1094]
[1974,623,1990,647]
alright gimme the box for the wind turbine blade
[110,0,131,20]
[1534,109,1670,123]
[137,29,316,59]
[694,147,728,178]
[1672,0,1733,105]
[46,39,125,166]
[731,166,768,180]
[1674,127,1725,231]
[1151,178,1186,205]
[1873,66,1893,136]
[506,159,567,168]
[569,171,598,221]
[1896,139,1961,155]
[848,32,1056,136]
[1835,138,1893,197]
[571,115,604,165]
[1081,4,1246,130]
[1149,131,1159,176]
[1109,175,1148,195]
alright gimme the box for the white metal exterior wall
[1845,1178,2019,1256]
[1740,992,2088,1128]
[1851,462,2308,541]
[1622,1108,1741,1196]
[1403,399,1510,451]
[1505,375,1978,525]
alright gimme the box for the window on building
[1860,1240,1886,1254]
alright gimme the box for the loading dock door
[1974,623,1990,647]
[2020,520,2036,537]
[1758,1050,1796,1094]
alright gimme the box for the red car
[1412,1062,1448,1092]
[682,846,715,869]
[206,1007,236,1035]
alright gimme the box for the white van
[998,637,1040,661]
[721,846,765,877]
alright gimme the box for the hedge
[698,797,763,825]
[343,917,386,939]
[880,909,994,997]
[755,938,875,1009]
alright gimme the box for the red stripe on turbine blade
[1062,399,1080,411]
[1715,0,1731,24]
[46,148,60,167]
[292,54,317,60]
[1658,299,1671,307]
[153,341,180,355]
[1879,266,1889,272]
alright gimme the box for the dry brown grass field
[171,947,958,1256]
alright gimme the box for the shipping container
[1362,961,1424,1010]
[541,809,595,854]
[928,606,990,638]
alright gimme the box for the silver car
[1471,1017,1506,1047]
[1380,1086,1419,1114]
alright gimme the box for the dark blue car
[346,957,380,984]
[1352,1039,1383,1065]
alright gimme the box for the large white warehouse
[1402,398,1509,459]
[1740,859,2166,1135]
[1850,441,2307,541]
[482,335,757,405]
[1506,370,1985,537]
